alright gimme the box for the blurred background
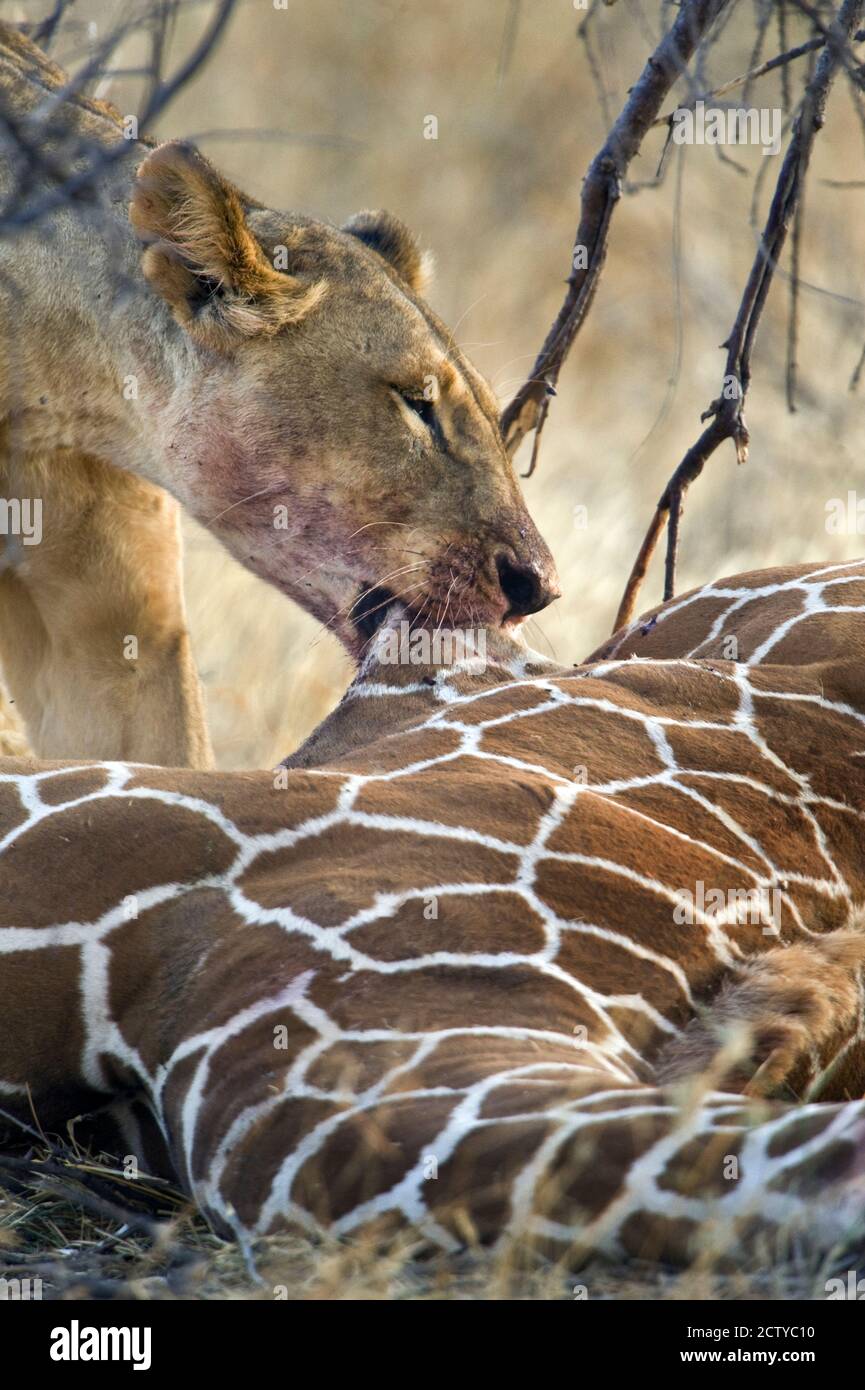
[6,0,865,766]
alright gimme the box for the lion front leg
[0,449,212,767]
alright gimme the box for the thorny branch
[499,0,732,467]
[0,0,236,233]
[614,0,864,632]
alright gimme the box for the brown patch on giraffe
[348,889,547,962]
[747,664,831,698]
[809,807,865,903]
[766,1137,858,1194]
[555,926,689,1020]
[306,1039,420,1094]
[657,1131,745,1198]
[212,1094,345,1228]
[108,893,270,1071]
[388,1033,590,1094]
[592,661,742,721]
[825,578,865,608]
[480,701,664,784]
[0,946,105,1123]
[642,596,735,649]
[241,822,519,928]
[165,926,326,1065]
[353,756,556,845]
[435,682,556,727]
[757,696,865,802]
[545,792,765,899]
[326,725,462,775]
[617,1209,702,1264]
[160,1048,205,1169]
[430,1116,552,1239]
[711,589,806,657]
[534,860,729,995]
[478,1079,587,1119]
[311,963,608,1043]
[663,724,801,795]
[611,782,770,873]
[190,1008,328,1153]
[542,1107,672,1224]
[0,778,27,834]
[0,799,238,928]
[716,562,822,591]
[36,767,110,805]
[292,1094,458,1223]
[126,767,342,832]
[675,774,833,881]
[769,884,847,937]
[765,1108,850,1159]
[586,595,732,661]
[284,688,445,772]
[764,610,865,664]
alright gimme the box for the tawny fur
[0,22,555,767]
[655,910,865,1096]
[131,142,328,350]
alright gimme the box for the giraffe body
[2,559,865,1263]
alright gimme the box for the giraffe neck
[2,558,865,1262]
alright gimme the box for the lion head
[130,142,559,655]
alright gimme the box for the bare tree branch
[613,0,864,634]
[499,0,733,465]
[651,23,865,125]
[0,0,236,234]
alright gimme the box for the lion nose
[495,552,559,619]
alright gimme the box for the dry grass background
[8,0,861,767]
[2,1123,861,1301]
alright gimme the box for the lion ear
[130,141,326,351]
[342,209,432,294]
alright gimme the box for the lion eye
[396,389,436,429]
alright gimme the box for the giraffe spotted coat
[1,559,865,1264]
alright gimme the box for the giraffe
[1,556,865,1269]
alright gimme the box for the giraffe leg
[655,917,865,1099]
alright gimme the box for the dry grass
[2,1123,863,1301]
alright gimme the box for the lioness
[0,24,558,767]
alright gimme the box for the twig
[650,25,865,126]
[499,0,733,461]
[786,40,817,412]
[743,0,774,107]
[0,0,237,232]
[778,0,792,112]
[0,1154,168,1239]
[612,0,865,634]
[28,0,77,50]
